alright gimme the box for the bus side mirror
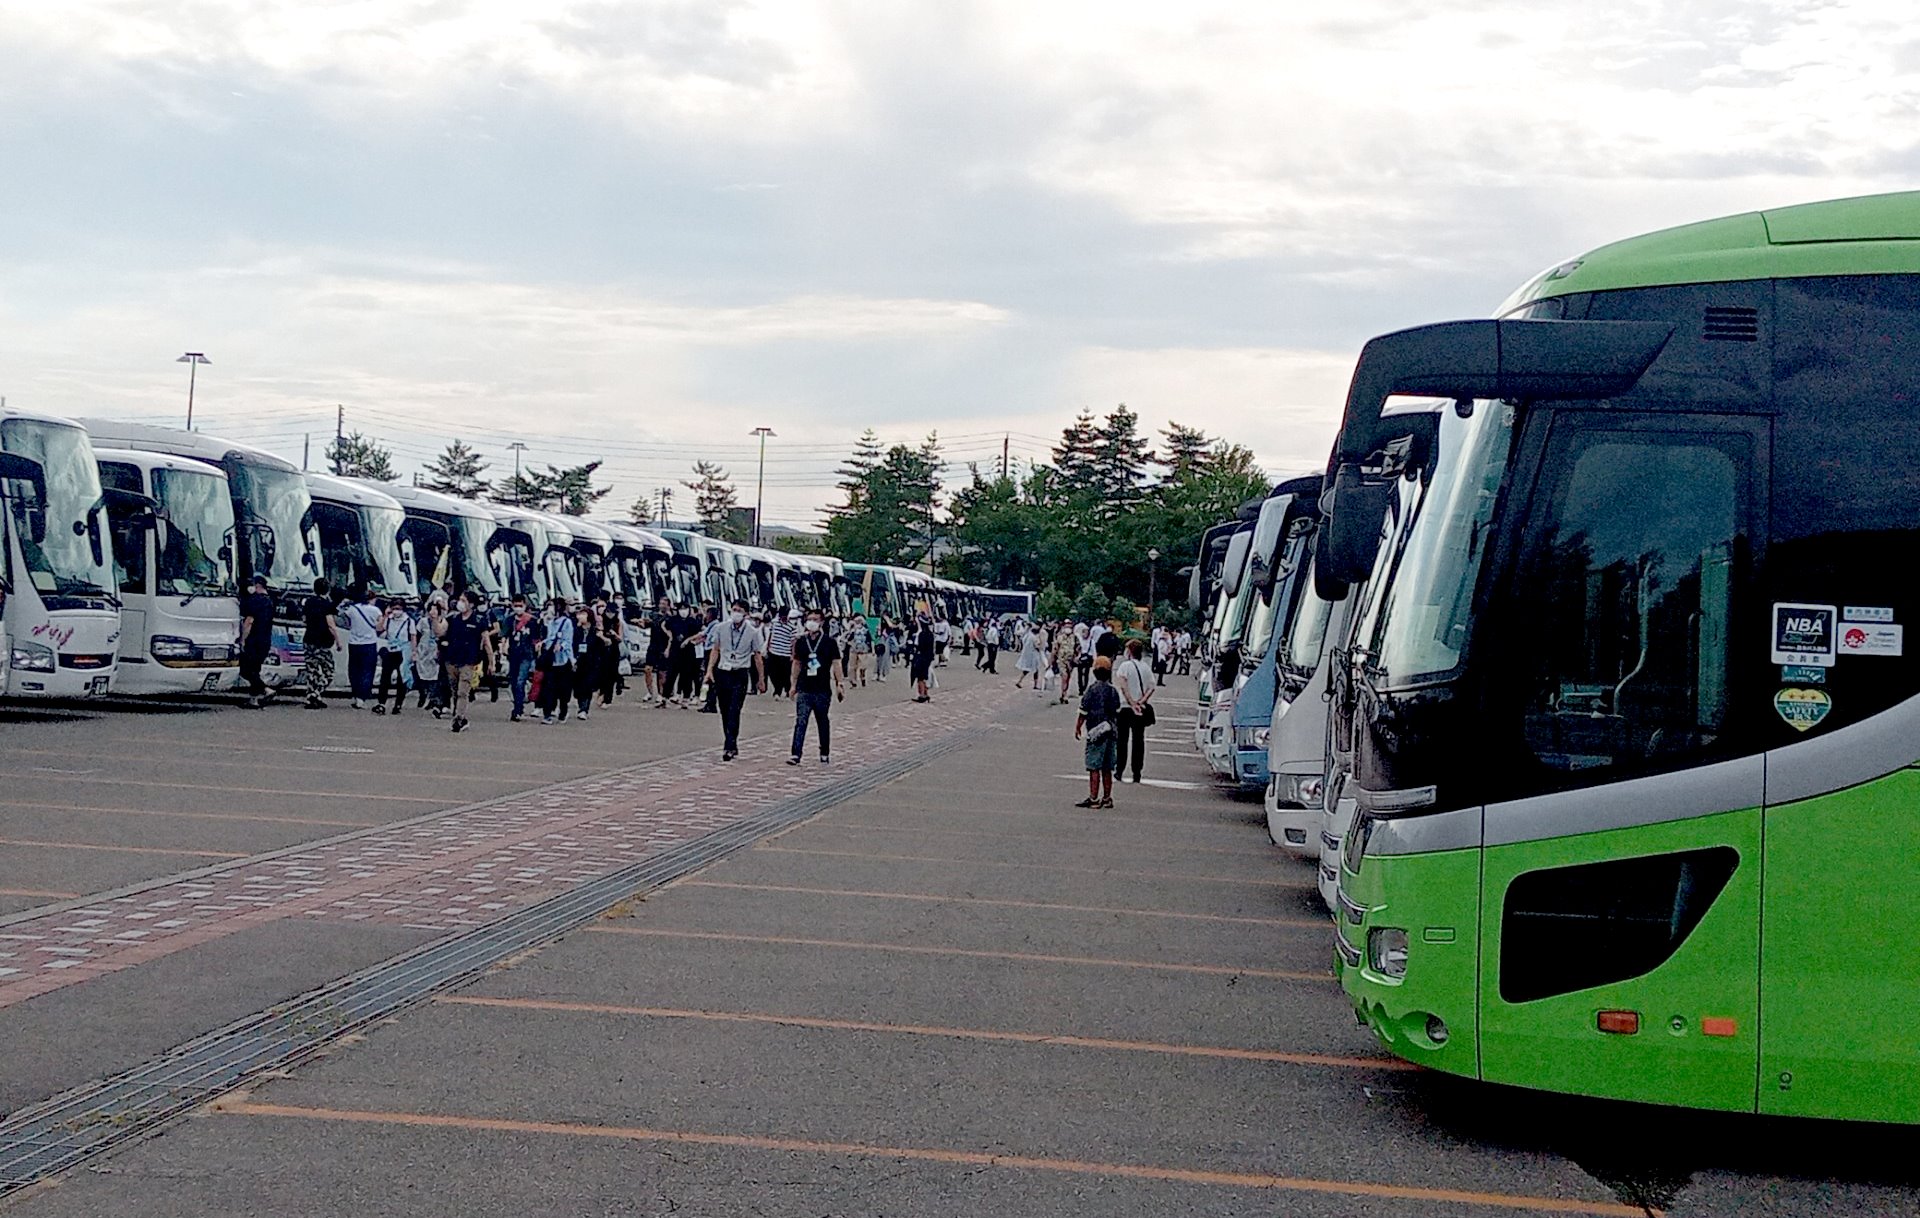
[1318,462,1398,589]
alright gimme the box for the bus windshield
[453,513,507,599]
[365,505,410,595]
[0,418,114,599]
[1281,563,1333,674]
[1372,401,1517,686]
[153,467,236,597]
[228,460,318,591]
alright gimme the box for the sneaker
[1073,797,1097,808]
[431,706,445,719]
[1096,798,1114,809]
[391,704,402,716]
[541,714,555,725]
[510,712,523,722]
[370,703,386,716]
[722,749,737,762]
[820,755,830,765]
[351,699,365,710]
[451,717,467,733]
[304,697,326,710]
[786,756,801,766]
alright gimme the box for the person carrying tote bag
[1114,638,1157,784]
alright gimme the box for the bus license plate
[89,675,109,696]
[201,673,222,691]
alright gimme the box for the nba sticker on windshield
[1775,688,1832,732]
[1771,603,1837,668]
[1840,623,1903,658]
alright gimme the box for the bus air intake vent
[1702,306,1759,342]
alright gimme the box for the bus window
[1508,422,1748,775]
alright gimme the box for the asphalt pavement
[3,661,1919,1215]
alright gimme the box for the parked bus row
[1183,189,1920,1126]
[0,415,1028,698]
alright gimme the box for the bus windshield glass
[228,460,317,590]
[1281,564,1333,674]
[0,418,114,598]
[452,513,506,599]
[364,505,410,595]
[153,467,236,597]
[1372,401,1517,685]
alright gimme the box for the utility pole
[333,404,345,474]
[657,486,672,527]
[1147,547,1160,631]
[749,426,775,547]
[506,442,529,505]
[1001,434,1009,480]
[301,434,310,472]
[176,353,210,430]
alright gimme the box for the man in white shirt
[1113,638,1156,783]
[704,599,767,761]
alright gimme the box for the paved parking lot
[3,666,1919,1215]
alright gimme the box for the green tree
[1108,594,1139,632]
[826,429,885,522]
[684,460,741,538]
[421,439,490,499]
[1159,421,1212,478]
[771,534,826,556]
[823,435,943,566]
[326,431,395,481]
[1070,581,1109,622]
[1035,583,1071,621]
[496,469,544,508]
[546,462,612,516]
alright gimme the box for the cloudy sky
[0,1,1911,526]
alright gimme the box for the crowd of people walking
[253,579,1196,804]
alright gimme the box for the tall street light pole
[176,352,210,430]
[749,426,775,546]
[506,442,529,505]
[1147,547,1160,631]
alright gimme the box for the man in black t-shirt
[238,574,277,707]
[788,610,843,765]
[300,577,337,709]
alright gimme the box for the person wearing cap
[237,573,277,708]
[766,608,798,700]
[703,598,766,760]
[1075,655,1121,808]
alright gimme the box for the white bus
[95,448,240,695]
[305,472,414,601]
[0,407,120,696]
[375,483,511,606]
[83,421,320,688]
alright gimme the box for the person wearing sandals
[1075,656,1120,808]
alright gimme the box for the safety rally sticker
[1775,688,1833,732]
[1839,623,1903,657]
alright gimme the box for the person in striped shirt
[765,608,799,700]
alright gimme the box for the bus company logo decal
[1839,623,1902,657]
[1774,688,1832,732]
[29,622,74,649]
[1771,602,1837,668]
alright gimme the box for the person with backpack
[1075,656,1121,809]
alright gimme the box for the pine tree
[495,470,546,508]
[1093,404,1154,512]
[1051,409,1102,498]
[545,462,612,516]
[421,440,490,499]
[325,432,396,481]
[684,461,739,536]
[827,429,886,521]
[1159,422,1212,479]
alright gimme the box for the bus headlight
[150,636,196,661]
[10,642,54,673]
[1234,726,1265,748]
[1274,774,1327,808]
[1368,928,1409,979]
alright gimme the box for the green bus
[1330,190,1920,1122]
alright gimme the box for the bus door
[1472,410,1766,1111]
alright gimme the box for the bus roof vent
[1702,306,1759,342]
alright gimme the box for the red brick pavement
[0,683,1011,1009]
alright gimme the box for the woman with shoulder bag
[1114,638,1157,784]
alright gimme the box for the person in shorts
[1075,656,1120,809]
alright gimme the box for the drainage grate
[0,725,980,1196]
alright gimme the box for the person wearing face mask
[703,598,766,761]
[788,610,843,765]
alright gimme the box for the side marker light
[1701,1017,1738,1038]
[1596,1010,1640,1035]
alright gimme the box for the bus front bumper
[1336,841,1482,1080]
